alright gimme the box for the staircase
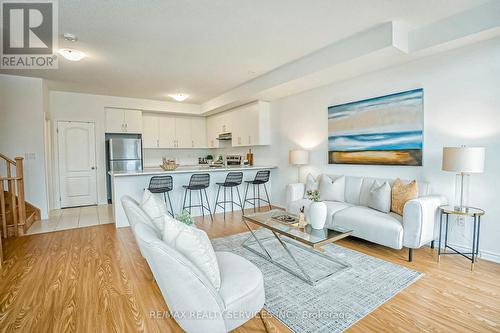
[0,153,41,267]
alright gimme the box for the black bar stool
[182,173,213,222]
[148,176,174,217]
[213,172,243,221]
[243,170,272,213]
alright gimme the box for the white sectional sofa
[286,175,447,261]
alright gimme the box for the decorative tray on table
[271,214,299,227]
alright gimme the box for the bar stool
[148,175,174,217]
[182,173,213,222]
[243,170,272,213]
[213,172,243,221]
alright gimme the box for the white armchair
[121,195,267,333]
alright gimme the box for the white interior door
[57,121,98,207]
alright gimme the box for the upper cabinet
[105,108,143,133]
[142,113,207,149]
[191,117,207,148]
[207,101,270,148]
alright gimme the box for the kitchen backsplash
[143,146,274,168]
[143,149,211,167]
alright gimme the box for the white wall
[0,75,49,219]
[266,37,500,262]
[49,91,200,208]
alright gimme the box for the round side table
[438,205,485,270]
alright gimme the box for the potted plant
[306,190,327,229]
[175,210,195,226]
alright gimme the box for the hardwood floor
[1,208,499,332]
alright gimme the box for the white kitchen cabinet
[174,117,191,148]
[191,117,207,148]
[105,108,143,133]
[142,114,160,148]
[142,113,207,149]
[124,110,143,133]
[218,112,232,134]
[231,101,270,147]
[159,116,176,148]
[206,115,220,148]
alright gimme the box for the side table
[438,205,485,270]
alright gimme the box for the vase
[309,201,327,229]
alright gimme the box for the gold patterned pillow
[391,179,418,215]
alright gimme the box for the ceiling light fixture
[169,93,189,102]
[63,33,78,42]
[58,48,86,61]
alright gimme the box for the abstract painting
[328,89,423,166]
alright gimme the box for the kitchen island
[109,165,277,227]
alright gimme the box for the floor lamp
[442,146,485,210]
[289,149,309,183]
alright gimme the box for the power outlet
[457,216,465,227]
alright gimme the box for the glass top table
[439,205,485,216]
[243,209,353,248]
[242,209,352,285]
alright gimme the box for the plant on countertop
[176,210,194,226]
[306,189,321,202]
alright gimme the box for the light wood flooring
[1,208,499,332]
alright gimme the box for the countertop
[109,165,276,177]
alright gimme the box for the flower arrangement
[306,189,321,202]
[175,210,194,226]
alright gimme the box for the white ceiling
[0,0,488,103]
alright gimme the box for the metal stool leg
[182,188,188,213]
[166,191,174,217]
[258,184,261,209]
[264,183,271,210]
[189,189,192,214]
[253,184,256,213]
[223,186,227,221]
[243,183,250,210]
[236,186,243,213]
[203,188,213,222]
[199,189,204,217]
[213,185,221,218]
[231,186,234,212]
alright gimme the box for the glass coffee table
[242,209,352,286]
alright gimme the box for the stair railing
[0,154,26,239]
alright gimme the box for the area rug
[211,230,422,333]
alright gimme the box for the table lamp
[289,149,309,183]
[442,146,485,210]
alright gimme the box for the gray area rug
[212,230,422,333]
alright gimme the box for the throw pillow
[391,179,418,215]
[303,173,319,198]
[368,181,391,213]
[162,216,221,290]
[140,189,168,234]
[319,175,345,202]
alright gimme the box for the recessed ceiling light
[58,48,86,61]
[169,93,189,102]
[63,33,78,42]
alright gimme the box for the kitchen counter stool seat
[182,173,213,222]
[243,170,272,213]
[148,175,174,217]
[214,172,243,221]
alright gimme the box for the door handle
[91,166,96,170]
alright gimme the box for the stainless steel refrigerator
[106,138,142,202]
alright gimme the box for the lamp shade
[289,149,309,165]
[442,147,485,173]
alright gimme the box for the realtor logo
[1,0,58,69]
